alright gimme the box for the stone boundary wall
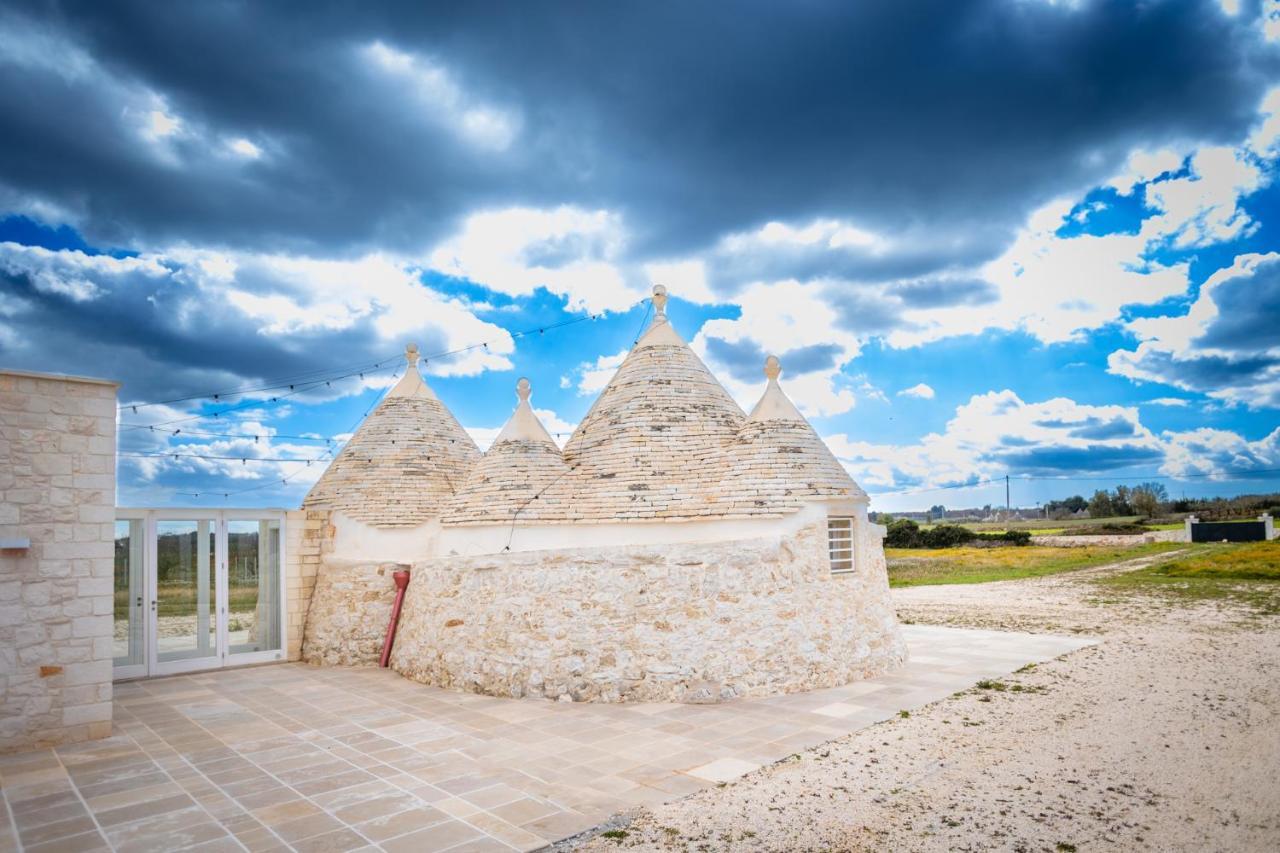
[390,521,906,703]
[285,509,331,662]
[1,370,118,753]
[301,558,400,666]
[1035,529,1186,548]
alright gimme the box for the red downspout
[380,569,411,668]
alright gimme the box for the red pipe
[380,570,411,668]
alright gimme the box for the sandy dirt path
[571,551,1280,852]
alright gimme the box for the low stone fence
[389,521,906,703]
[1034,529,1186,548]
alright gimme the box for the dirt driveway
[571,551,1280,852]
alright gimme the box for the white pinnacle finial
[494,376,555,444]
[387,342,435,399]
[747,354,803,421]
[764,355,781,381]
[652,284,668,316]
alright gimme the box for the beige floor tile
[0,626,1094,851]
[23,830,111,853]
[332,791,420,825]
[289,827,370,853]
[684,757,761,783]
[93,793,196,827]
[379,819,485,853]
[270,812,345,844]
[489,797,562,826]
[353,806,449,842]
[16,816,98,848]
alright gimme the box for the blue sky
[1,0,1278,512]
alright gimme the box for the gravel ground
[570,551,1280,852]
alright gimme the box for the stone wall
[285,509,331,661]
[301,558,400,666]
[389,521,906,703]
[0,369,118,753]
[1034,529,1186,548]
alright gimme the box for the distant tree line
[874,489,1280,523]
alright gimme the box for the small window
[828,517,854,573]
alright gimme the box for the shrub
[921,524,976,548]
[885,518,922,548]
[990,530,1032,545]
[884,520,1031,549]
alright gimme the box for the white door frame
[113,508,289,680]
[112,510,149,681]
[222,509,289,669]
[149,509,223,677]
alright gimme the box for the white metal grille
[828,517,853,573]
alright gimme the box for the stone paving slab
[0,625,1095,852]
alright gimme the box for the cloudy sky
[2,0,1279,512]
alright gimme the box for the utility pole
[1005,474,1010,515]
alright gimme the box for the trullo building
[300,286,905,702]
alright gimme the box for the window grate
[828,517,854,573]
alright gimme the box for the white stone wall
[0,369,118,753]
[387,520,906,703]
[285,509,331,661]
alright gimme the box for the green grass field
[1095,541,1280,614]
[114,582,263,620]
[886,542,1185,588]
[912,515,1183,535]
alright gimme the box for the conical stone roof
[302,344,480,528]
[714,355,867,514]
[442,378,569,526]
[528,285,748,522]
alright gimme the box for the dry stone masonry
[0,369,118,752]
[301,559,401,666]
[300,286,906,702]
[390,521,905,702]
[303,344,480,528]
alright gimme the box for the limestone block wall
[284,509,331,661]
[390,521,906,703]
[301,559,401,666]
[0,369,118,753]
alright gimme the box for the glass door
[224,514,284,665]
[113,509,287,679]
[151,514,222,676]
[112,516,147,680]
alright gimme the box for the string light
[136,298,652,501]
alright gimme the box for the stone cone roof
[714,356,867,513]
[525,285,748,522]
[302,344,480,528]
[442,379,569,526]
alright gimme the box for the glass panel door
[153,517,222,673]
[225,518,282,659]
[114,509,286,679]
[112,518,146,679]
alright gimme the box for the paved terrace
[0,625,1094,853]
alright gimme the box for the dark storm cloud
[991,444,1164,473]
[1195,256,1280,353]
[1069,417,1137,440]
[703,336,845,382]
[891,278,999,310]
[0,0,1275,278]
[1118,348,1279,391]
[0,249,462,406]
[1108,254,1280,408]
[1033,415,1137,439]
